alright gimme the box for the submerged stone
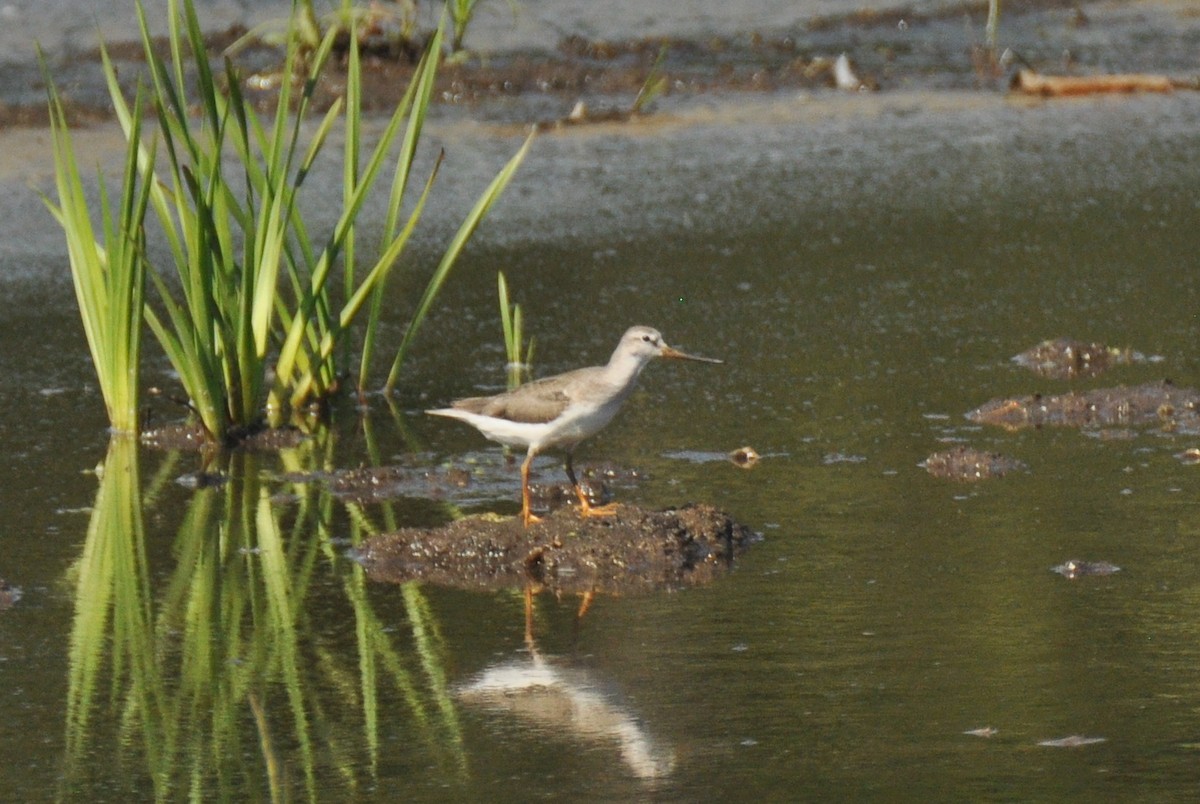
[922,446,1026,481]
[729,446,761,468]
[1011,337,1143,380]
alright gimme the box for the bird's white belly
[467,416,553,449]
[541,401,618,447]
[431,387,628,454]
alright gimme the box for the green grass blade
[41,45,151,433]
[291,152,445,406]
[384,131,535,392]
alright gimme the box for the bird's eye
[642,335,652,343]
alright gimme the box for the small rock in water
[1175,448,1200,464]
[922,445,1026,481]
[1037,735,1106,748]
[1051,560,1121,579]
[729,446,760,468]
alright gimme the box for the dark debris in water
[822,452,866,465]
[922,445,1026,482]
[0,578,21,610]
[282,463,458,504]
[354,503,758,595]
[1037,735,1106,748]
[1051,559,1121,579]
[141,421,309,451]
[175,471,229,490]
[1011,337,1146,381]
[966,382,1200,432]
[140,422,210,451]
[320,464,472,504]
[233,426,309,451]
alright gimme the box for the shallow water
[4,12,1200,801]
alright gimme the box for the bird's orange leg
[565,453,618,518]
[524,583,536,647]
[520,452,542,527]
[577,589,596,620]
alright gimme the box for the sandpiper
[428,326,721,526]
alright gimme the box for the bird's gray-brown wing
[451,369,590,424]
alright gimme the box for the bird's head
[618,326,723,366]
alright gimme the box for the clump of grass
[381,136,533,395]
[41,56,154,435]
[112,0,367,438]
[229,0,500,63]
[497,271,534,390]
[631,45,670,115]
[228,1,418,60]
[47,0,532,442]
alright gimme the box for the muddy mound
[354,503,758,595]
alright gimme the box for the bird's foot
[521,510,543,528]
[573,483,618,518]
[578,500,619,518]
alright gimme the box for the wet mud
[3,22,859,128]
[966,381,1200,432]
[13,0,1199,129]
[355,503,758,595]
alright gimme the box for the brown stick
[1012,69,1175,97]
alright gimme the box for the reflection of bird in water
[428,326,721,527]
[456,649,677,781]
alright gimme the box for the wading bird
[428,326,721,526]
